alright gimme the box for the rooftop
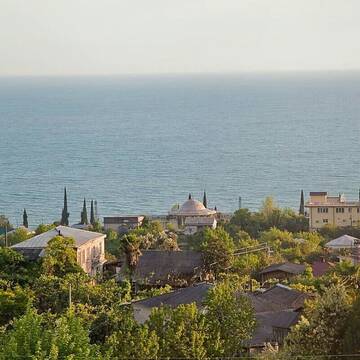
[11,225,105,249]
[325,234,360,249]
[259,262,306,276]
[170,196,216,217]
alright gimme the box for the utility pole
[69,283,72,308]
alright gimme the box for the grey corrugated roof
[11,225,104,249]
[129,250,205,285]
[325,235,359,249]
[133,283,213,323]
[259,262,306,275]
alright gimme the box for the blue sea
[0,72,360,226]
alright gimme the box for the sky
[0,0,359,76]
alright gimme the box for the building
[11,226,106,276]
[259,262,306,283]
[306,192,360,230]
[325,234,360,265]
[117,250,209,288]
[103,216,145,234]
[169,194,217,229]
[184,216,217,235]
[132,283,213,323]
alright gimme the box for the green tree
[90,200,95,226]
[81,198,88,225]
[205,281,256,357]
[7,227,29,246]
[299,190,305,215]
[41,236,82,277]
[343,295,360,353]
[0,282,33,326]
[200,227,235,274]
[60,187,69,226]
[148,303,208,359]
[35,223,56,235]
[285,284,351,357]
[23,209,29,228]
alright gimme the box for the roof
[311,260,334,277]
[249,310,300,347]
[11,226,105,250]
[133,283,212,323]
[104,216,144,224]
[253,284,310,311]
[128,250,205,285]
[170,198,216,217]
[184,217,216,226]
[259,262,306,276]
[309,192,328,196]
[325,235,360,249]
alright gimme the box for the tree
[261,196,277,220]
[60,187,69,226]
[203,191,208,208]
[35,223,56,235]
[41,236,82,277]
[7,227,29,246]
[0,282,33,326]
[23,209,28,228]
[104,310,159,360]
[81,198,88,225]
[299,190,305,215]
[284,284,351,356]
[204,281,256,357]
[343,295,360,353]
[200,227,235,274]
[147,303,208,359]
[90,200,95,226]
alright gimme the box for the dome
[176,198,216,216]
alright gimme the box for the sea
[0,72,360,227]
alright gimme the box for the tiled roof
[11,225,104,249]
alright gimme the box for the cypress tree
[23,209,28,228]
[81,198,88,225]
[61,187,70,226]
[90,200,95,226]
[188,193,192,200]
[299,190,305,215]
[203,191,208,208]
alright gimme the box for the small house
[259,262,306,283]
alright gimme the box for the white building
[11,226,106,276]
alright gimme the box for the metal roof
[11,225,105,249]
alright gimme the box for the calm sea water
[0,73,360,226]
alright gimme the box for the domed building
[169,194,217,232]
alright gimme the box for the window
[323,219,328,223]
[336,208,345,213]
[317,207,328,213]
[349,208,352,213]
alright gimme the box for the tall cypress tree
[299,190,305,215]
[61,187,69,226]
[188,193,192,200]
[203,191,208,208]
[81,198,88,225]
[23,209,28,228]
[90,200,95,226]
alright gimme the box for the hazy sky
[1,0,359,75]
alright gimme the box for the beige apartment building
[306,192,360,230]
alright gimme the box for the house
[118,250,209,288]
[306,192,360,230]
[103,216,145,234]
[311,260,334,277]
[259,262,306,283]
[184,216,217,235]
[132,283,213,323]
[244,284,312,352]
[11,226,106,276]
[325,234,360,264]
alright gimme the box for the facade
[259,262,306,283]
[103,216,145,233]
[11,226,106,276]
[306,192,360,230]
[184,216,217,235]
